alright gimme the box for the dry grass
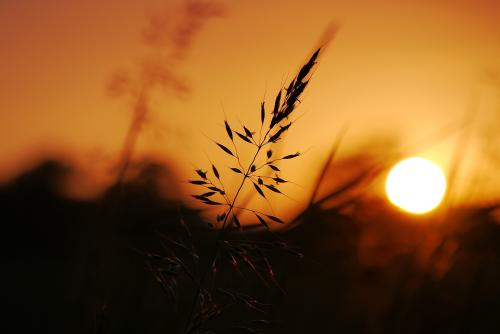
[178,49,320,333]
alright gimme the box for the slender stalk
[115,88,148,186]
[182,133,268,334]
[184,46,326,332]
[308,125,348,206]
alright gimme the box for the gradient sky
[1,0,500,213]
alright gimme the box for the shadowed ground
[2,159,499,333]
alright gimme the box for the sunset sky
[2,0,500,214]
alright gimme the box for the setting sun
[385,157,447,214]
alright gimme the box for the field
[2,158,499,333]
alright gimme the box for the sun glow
[385,157,447,215]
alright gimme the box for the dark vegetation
[3,4,500,331]
[2,158,500,333]
[181,48,322,334]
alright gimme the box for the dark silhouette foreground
[1,159,499,333]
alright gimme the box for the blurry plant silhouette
[107,1,224,185]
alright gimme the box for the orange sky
[1,0,500,214]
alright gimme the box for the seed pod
[253,182,265,198]
[216,142,234,157]
[211,164,220,179]
[260,102,265,124]
[224,120,233,141]
[230,167,243,174]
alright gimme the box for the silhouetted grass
[182,47,323,333]
[2,158,500,333]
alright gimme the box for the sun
[385,157,447,214]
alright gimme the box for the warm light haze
[3,1,500,333]
[1,0,500,211]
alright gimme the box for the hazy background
[2,2,500,332]
[2,0,500,217]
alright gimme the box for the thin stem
[308,125,348,206]
[204,179,231,206]
[115,88,148,185]
[230,139,246,173]
[182,133,269,334]
[230,205,271,218]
